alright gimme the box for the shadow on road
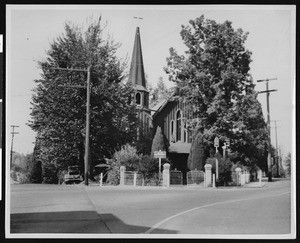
[10,211,177,234]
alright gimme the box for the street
[9,178,293,237]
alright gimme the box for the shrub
[28,160,43,183]
[106,144,140,185]
[43,163,58,184]
[206,157,232,186]
[187,129,205,170]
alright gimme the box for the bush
[29,160,43,183]
[106,144,140,185]
[206,157,232,186]
[187,129,205,170]
[138,155,158,180]
[151,126,167,157]
[43,163,59,184]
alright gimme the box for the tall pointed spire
[128,27,147,91]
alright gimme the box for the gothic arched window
[136,92,141,105]
[170,120,175,142]
[176,110,181,142]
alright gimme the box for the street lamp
[51,66,91,186]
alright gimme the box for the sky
[6,5,295,160]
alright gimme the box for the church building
[128,26,192,183]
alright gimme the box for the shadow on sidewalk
[10,211,177,234]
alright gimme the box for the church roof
[127,27,148,91]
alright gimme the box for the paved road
[9,178,293,237]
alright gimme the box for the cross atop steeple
[133,16,143,26]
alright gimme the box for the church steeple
[128,27,148,92]
[128,26,149,109]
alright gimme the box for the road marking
[144,191,290,234]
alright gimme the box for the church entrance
[168,153,189,185]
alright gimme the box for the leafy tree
[149,77,173,107]
[164,15,268,167]
[150,126,167,157]
[284,152,291,177]
[28,17,138,179]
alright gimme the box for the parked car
[64,166,83,184]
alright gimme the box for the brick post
[162,163,170,187]
[204,164,212,187]
[120,166,125,186]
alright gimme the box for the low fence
[119,165,255,188]
[187,170,205,186]
[231,169,251,186]
[123,171,144,186]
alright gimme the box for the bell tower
[128,26,151,130]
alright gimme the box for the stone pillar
[162,163,170,187]
[133,172,137,187]
[204,164,212,187]
[212,174,216,188]
[120,166,125,186]
[258,169,262,187]
[99,173,103,186]
[235,167,242,186]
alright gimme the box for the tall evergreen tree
[165,15,268,167]
[28,17,138,177]
[150,126,166,157]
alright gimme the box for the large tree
[28,17,138,178]
[165,15,268,167]
[149,77,173,107]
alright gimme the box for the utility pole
[257,78,277,182]
[10,125,19,167]
[271,120,280,177]
[51,66,91,186]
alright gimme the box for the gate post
[258,169,262,187]
[120,166,125,186]
[163,163,170,187]
[133,172,137,187]
[99,173,103,186]
[204,164,212,187]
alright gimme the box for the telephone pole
[271,120,280,177]
[10,125,19,167]
[257,78,277,182]
[51,66,91,186]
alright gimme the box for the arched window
[176,110,181,142]
[135,92,141,105]
[170,120,175,142]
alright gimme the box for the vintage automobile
[64,166,83,184]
